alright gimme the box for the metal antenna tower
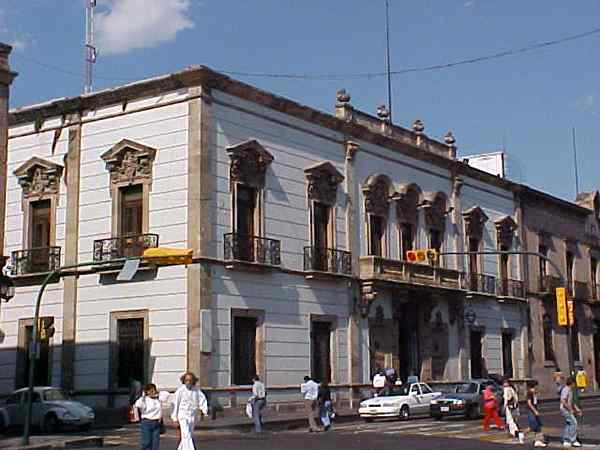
[384,0,393,123]
[84,0,97,94]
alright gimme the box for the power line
[11,25,600,83]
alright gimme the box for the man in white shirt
[250,375,266,433]
[301,376,320,432]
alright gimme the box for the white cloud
[96,0,194,55]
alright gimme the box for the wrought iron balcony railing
[303,247,352,275]
[93,233,159,263]
[462,273,497,295]
[224,233,281,266]
[497,278,526,298]
[11,247,61,276]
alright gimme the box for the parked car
[0,387,95,433]
[359,382,442,421]
[430,379,504,420]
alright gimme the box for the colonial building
[522,187,600,395]
[0,50,592,409]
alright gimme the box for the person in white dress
[171,372,208,450]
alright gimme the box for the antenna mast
[385,0,393,123]
[572,127,580,196]
[84,0,97,94]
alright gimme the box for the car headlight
[455,400,465,406]
[430,400,439,405]
[359,402,367,408]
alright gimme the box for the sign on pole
[556,287,568,326]
[567,299,575,326]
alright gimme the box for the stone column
[61,122,82,391]
[187,85,214,385]
[344,140,362,404]
[514,189,530,378]
[0,43,17,259]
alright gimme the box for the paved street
[97,398,600,450]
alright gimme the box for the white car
[358,382,442,421]
[0,387,95,433]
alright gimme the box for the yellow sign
[576,370,587,389]
[556,287,568,326]
[143,247,194,266]
[567,299,575,326]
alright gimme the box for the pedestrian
[503,377,524,444]
[300,375,320,432]
[250,374,266,433]
[372,370,386,397]
[482,384,504,432]
[560,377,582,447]
[171,372,208,450]
[526,380,547,448]
[318,380,332,431]
[554,371,566,395]
[135,383,170,450]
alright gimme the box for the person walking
[318,381,332,431]
[250,375,266,433]
[301,376,320,432]
[135,383,170,450]
[526,380,547,448]
[372,370,386,397]
[503,377,524,444]
[171,372,208,450]
[482,384,504,432]
[560,377,582,448]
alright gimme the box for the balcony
[11,247,61,276]
[497,278,526,298]
[303,247,352,277]
[224,233,281,268]
[93,233,159,263]
[359,256,461,290]
[463,273,497,295]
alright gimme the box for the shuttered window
[120,185,143,236]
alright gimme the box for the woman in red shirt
[483,384,505,431]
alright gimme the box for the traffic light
[406,249,439,264]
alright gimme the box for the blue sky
[2,0,599,202]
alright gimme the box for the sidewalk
[0,435,103,450]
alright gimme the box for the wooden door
[311,321,331,383]
[233,317,257,385]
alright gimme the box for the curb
[7,437,104,450]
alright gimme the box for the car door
[419,383,437,406]
[29,392,44,427]
[409,383,426,414]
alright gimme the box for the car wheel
[43,414,60,434]
[399,405,410,421]
[78,423,92,432]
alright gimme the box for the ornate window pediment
[101,139,157,187]
[362,174,393,217]
[395,183,422,225]
[495,215,517,248]
[304,161,344,206]
[423,191,448,231]
[14,157,64,199]
[226,139,274,189]
[463,206,489,241]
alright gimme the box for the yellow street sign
[556,287,568,326]
[143,247,193,266]
[567,299,575,326]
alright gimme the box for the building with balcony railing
[1,61,599,412]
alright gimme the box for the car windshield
[455,383,478,394]
[378,386,410,397]
[44,389,67,401]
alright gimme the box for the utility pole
[384,0,393,123]
[572,127,580,196]
[84,0,97,94]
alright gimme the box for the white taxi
[358,382,442,421]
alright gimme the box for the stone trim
[395,183,422,226]
[230,308,266,385]
[61,124,81,391]
[226,139,273,190]
[304,161,344,206]
[362,174,393,218]
[101,139,157,188]
[423,191,448,232]
[108,310,149,390]
[463,206,489,242]
[495,215,517,249]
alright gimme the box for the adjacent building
[0,52,596,409]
